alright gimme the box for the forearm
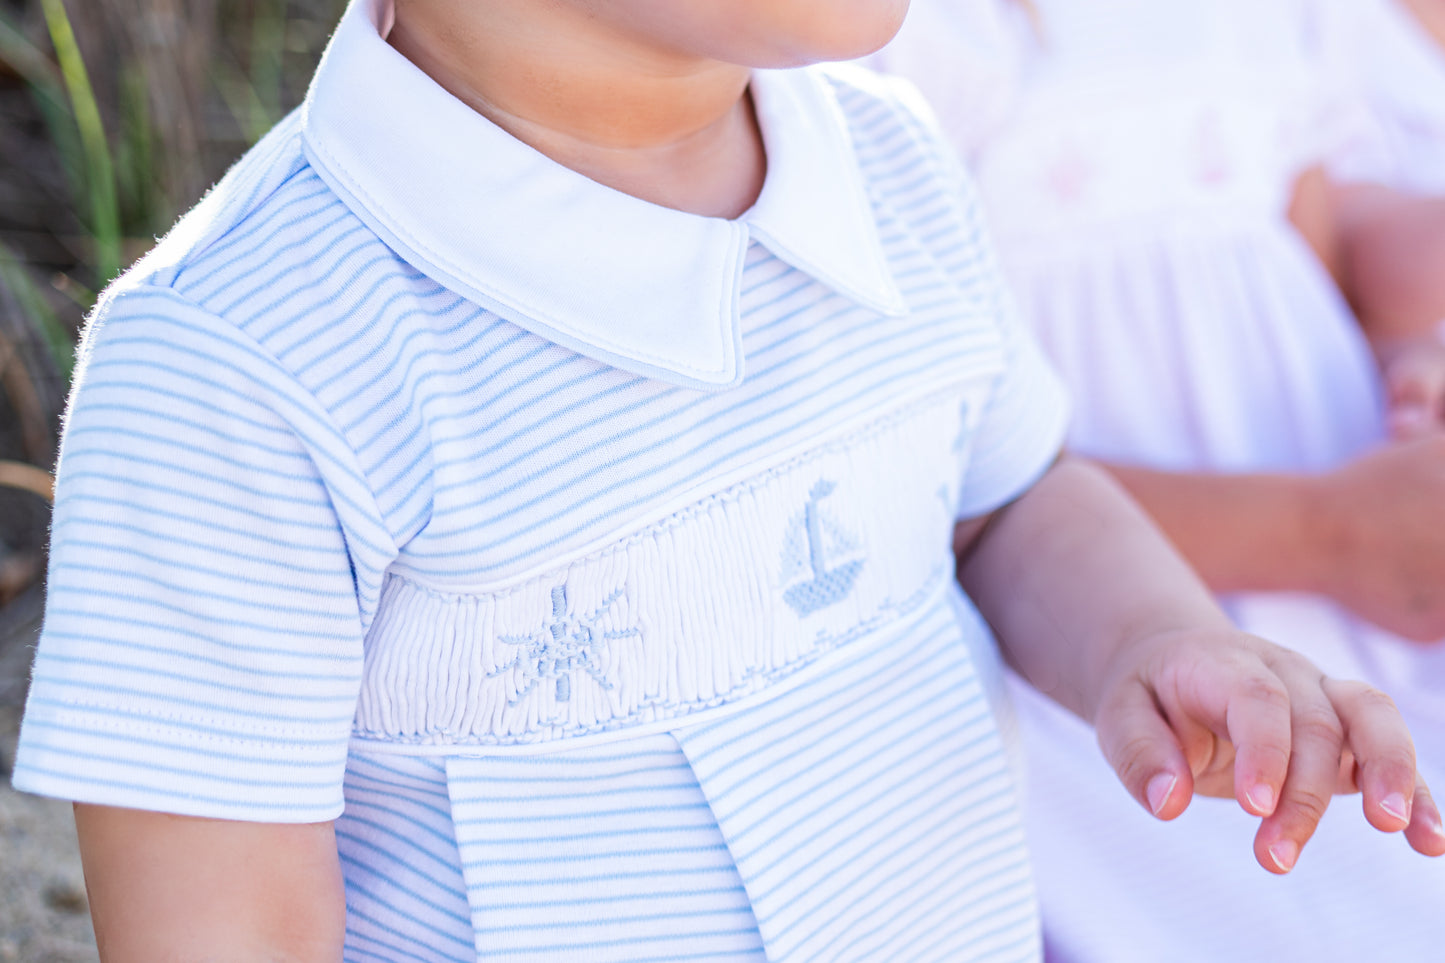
[1333,185,1445,344]
[1101,461,1327,595]
[76,804,346,962]
[957,457,1231,721]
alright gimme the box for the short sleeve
[1320,0,1445,193]
[871,70,1070,519]
[947,169,1071,520]
[954,283,1071,520]
[12,286,392,822]
[1277,0,1378,176]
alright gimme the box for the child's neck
[388,0,767,219]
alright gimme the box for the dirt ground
[0,585,98,962]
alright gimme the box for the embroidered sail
[781,480,865,617]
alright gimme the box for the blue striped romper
[13,0,1070,958]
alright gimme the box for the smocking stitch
[349,562,949,748]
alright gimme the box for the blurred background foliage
[0,0,343,636]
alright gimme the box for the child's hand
[1379,333,1445,440]
[959,457,1445,874]
[1092,626,1445,873]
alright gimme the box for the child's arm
[1329,183,1445,337]
[74,804,346,961]
[956,456,1445,873]
[1291,172,1445,436]
[1332,185,1445,436]
[1291,174,1445,350]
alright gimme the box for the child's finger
[1251,681,1347,874]
[1216,664,1293,818]
[1325,678,1445,856]
[1093,677,1194,821]
[1403,774,1445,857]
[1323,677,1417,833]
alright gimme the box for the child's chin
[821,2,913,59]
[739,0,911,67]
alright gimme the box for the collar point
[641,360,747,393]
[868,286,911,320]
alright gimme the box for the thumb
[1094,678,1195,821]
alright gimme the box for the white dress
[872,1,1445,960]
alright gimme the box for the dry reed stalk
[0,459,52,501]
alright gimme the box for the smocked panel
[353,386,988,747]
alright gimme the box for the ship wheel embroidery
[780,479,866,617]
[496,584,638,704]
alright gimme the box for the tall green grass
[40,0,120,286]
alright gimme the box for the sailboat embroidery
[781,479,866,617]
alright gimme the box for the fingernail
[1146,772,1177,816]
[1246,784,1275,815]
[1268,840,1298,873]
[1381,792,1411,824]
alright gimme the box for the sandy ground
[0,585,98,962]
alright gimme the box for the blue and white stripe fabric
[15,0,1069,957]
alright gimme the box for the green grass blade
[40,0,122,286]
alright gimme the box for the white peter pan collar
[300,0,906,390]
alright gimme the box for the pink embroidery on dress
[1046,139,1094,205]
[1195,110,1233,186]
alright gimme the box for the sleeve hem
[11,767,345,825]
[955,370,1071,521]
[14,702,350,823]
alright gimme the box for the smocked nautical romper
[13,0,1070,959]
